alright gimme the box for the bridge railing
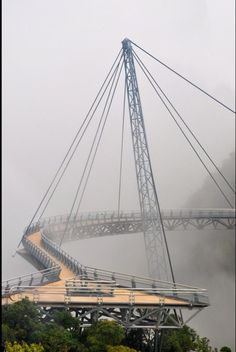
[41,231,83,276]
[5,284,209,307]
[37,212,141,230]
[37,209,235,225]
[2,266,61,297]
[40,229,208,305]
[83,266,206,294]
[23,209,235,239]
[22,233,61,277]
[21,216,212,306]
[17,226,209,306]
[162,208,236,219]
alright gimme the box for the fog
[2,0,235,350]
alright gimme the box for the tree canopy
[1,299,232,352]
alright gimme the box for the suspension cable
[133,52,234,208]
[15,49,123,252]
[74,62,125,219]
[59,60,122,246]
[133,49,235,195]
[37,55,123,222]
[117,79,127,217]
[131,40,235,114]
[59,59,124,246]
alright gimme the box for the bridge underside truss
[3,280,203,330]
[40,210,235,245]
[40,304,203,330]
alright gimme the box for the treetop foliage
[1,299,232,352]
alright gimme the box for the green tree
[161,325,197,352]
[123,329,150,352]
[2,301,86,351]
[2,300,228,352]
[107,346,137,352]
[194,336,215,352]
[32,323,78,352]
[49,309,81,338]
[2,299,43,343]
[220,347,231,352]
[2,323,16,343]
[83,320,125,352]
[5,341,44,352]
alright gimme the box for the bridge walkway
[3,231,205,309]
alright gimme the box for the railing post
[193,293,199,303]
[129,291,135,305]
[29,275,33,286]
[131,277,136,288]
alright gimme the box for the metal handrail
[41,229,207,292]
[41,231,82,274]
[7,285,208,296]
[81,266,207,291]
[17,222,210,296]
[22,235,59,270]
[6,285,209,305]
[2,266,60,287]
[23,208,235,235]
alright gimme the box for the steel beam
[122,38,173,281]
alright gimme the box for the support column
[122,38,174,282]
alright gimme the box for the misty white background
[2,0,235,349]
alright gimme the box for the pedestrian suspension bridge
[2,39,235,349]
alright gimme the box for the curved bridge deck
[3,231,207,308]
[40,209,235,245]
[2,212,211,328]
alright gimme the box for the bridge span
[40,209,235,244]
[3,36,235,351]
[2,210,218,329]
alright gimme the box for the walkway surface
[3,231,194,308]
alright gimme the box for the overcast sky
[2,0,235,349]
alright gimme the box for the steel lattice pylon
[122,38,174,282]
